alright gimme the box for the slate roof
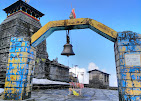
[3,0,44,17]
[88,69,110,75]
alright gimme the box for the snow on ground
[0,88,4,94]
[32,78,69,85]
[0,78,69,95]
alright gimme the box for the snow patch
[32,78,69,85]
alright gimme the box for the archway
[30,18,141,101]
[4,18,141,101]
[31,18,117,47]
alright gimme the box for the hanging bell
[61,43,75,57]
[61,30,75,57]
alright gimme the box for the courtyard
[31,88,119,101]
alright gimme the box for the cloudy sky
[0,0,141,86]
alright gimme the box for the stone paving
[31,88,119,101]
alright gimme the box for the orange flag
[72,8,76,18]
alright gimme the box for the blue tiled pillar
[3,37,36,100]
[114,31,141,101]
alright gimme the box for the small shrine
[3,0,44,21]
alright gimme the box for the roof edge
[88,69,110,75]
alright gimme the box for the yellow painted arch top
[31,18,117,47]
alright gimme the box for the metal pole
[75,66,76,77]
[83,73,84,84]
[80,72,84,84]
[74,65,78,77]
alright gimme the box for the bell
[61,43,75,57]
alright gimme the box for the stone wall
[45,60,69,82]
[0,12,48,86]
[0,10,70,86]
[115,31,141,101]
[3,37,36,100]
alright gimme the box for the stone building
[88,69,110,89]
[0,0,47,87]
[0,0,69,87]
[45,58,69,82]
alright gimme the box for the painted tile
[4,88,8,93]
[14,58,22,63]
[131,73,141,80]
[16,75,23,81]
[135,46,141,51]
[120,59,124,65]
[11,81,21,87]
[10,42,16,48]
[121,73,131,80]
[11,64,19,69]
[131,96,141,101]
[15,88,24,94]
[121,80,126,87]
[6,69,13,75]
[13,69,22,75]
[125,88,133,95]
[20,47,27,52]
[17,38,23,41]
[126,80,133,87]
[15,42,22,46]
[9,47,15,52]
[129,68,140,73]
[14,93,22,100]
[11,37,17,42]
[133,81,141,87]
[21,52,29,58]
[128,46,136,52]
[21,41,30,47]
[118,46,128,52]
[132,88,141,95]
[120,68,130,73]
[4,82,12,87]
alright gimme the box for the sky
[0,0,141,86]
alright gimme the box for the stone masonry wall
[3,37,36,100]
[114,31,141,101]
[0,12,48,86]
[48,63,69,82]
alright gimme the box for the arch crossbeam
[31,18,117,47]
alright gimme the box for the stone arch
[30,18,141,101]
[31,18,117,47]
